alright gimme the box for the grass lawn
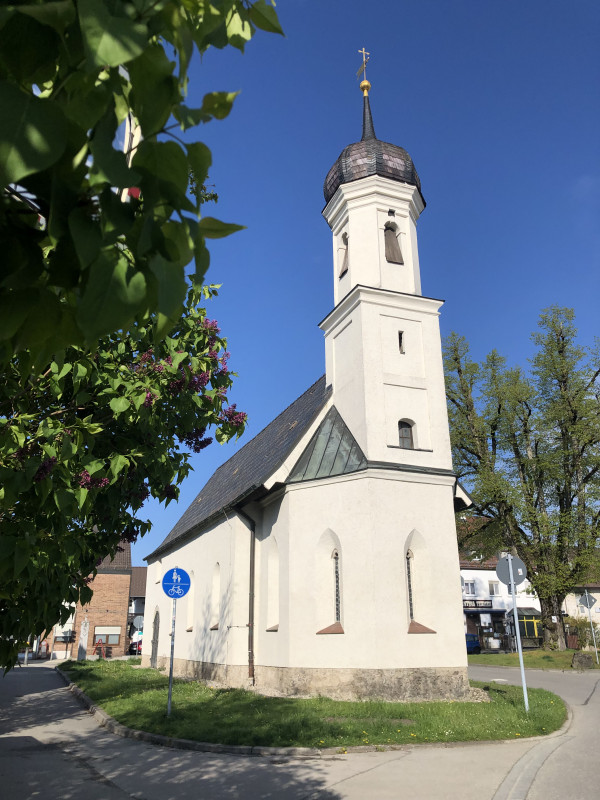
[468,649,599,670]
[60,660,566,749]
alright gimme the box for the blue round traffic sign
[162,567,191,599]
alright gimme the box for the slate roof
[130,566,147,597]
[146,376,332,560]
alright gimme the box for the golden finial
[357,47,371,94]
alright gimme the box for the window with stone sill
[398,420,414,449]
[489,581,500,597]
[463,580,475,596]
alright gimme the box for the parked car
[128,638,142,655]
[465,633,481,654]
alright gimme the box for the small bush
[564,616,600,650]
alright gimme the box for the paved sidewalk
[0,661,598,799]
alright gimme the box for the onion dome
[323,80,424,205]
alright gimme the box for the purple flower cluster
[143,391,157,407]
[121,524,139,544]
[220,405,247,427]
[202,318,220,334]
[167,377,185,395]
[181,427,213,453]
[131,482,150,503]
[139,349,154,363]
[34,457,57,482]
[78,470,110,489]
[163,484,177,500]
[188,371,210,391]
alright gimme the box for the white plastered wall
[144,514,252,669]
[251,469,467,672]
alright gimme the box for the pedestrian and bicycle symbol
[162,567,191,599]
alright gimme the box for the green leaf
[132,140,192,212]
[248,1,284,35]
[78,0,148,70]
[129,44,179,136]
[149,255,187,337]
[54,489,74,514]
[199,91,239,121]
[89,108,136,189]
[0,12,61,84]
[173,104,210,130]
[15,1,76,35]
[0,82,67,188]
[56,363,73,381]
[199,217,245,239]
[77,251,146,341]
[110,454,130,478]
[68,207,103,269]
[14,539,29,577]
[82,458,105,475]
[74,486,88,509]
[15,290,62,349]
[109,396,131,413]
[187,142,212,190]
[161,220,195,268]
[0,290,31,340]
[224,8,253,51]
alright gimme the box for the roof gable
[146,376,331,560]
[288,406,366,483]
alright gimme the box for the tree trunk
[539,595,566,650]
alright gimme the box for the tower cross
[357,47,370,80]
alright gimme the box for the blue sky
[131,0,600,565]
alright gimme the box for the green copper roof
[288,406,367,483]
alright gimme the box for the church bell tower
[320,78,453,474]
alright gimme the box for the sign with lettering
[463,599,493,609]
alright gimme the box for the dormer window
[384,222,403,265]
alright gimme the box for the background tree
[0,282,246,669]
[0,0,283,367]
[445,308,600,649]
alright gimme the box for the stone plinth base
[141,655,471,701]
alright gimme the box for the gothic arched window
[384,222,403,264]
[398,421,414,449]
[406,550,415,621]
[332,549,341,623]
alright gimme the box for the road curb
[54,666,571,759]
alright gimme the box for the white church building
[143,80,471,701]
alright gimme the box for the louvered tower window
[384,222,403,264]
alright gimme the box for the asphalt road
[1,661,598,799]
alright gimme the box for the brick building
[48,543,132,660]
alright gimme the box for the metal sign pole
[508,555,529,712]
[167,596,177,717]
[161,567,191,718]
[584,590,599,665]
